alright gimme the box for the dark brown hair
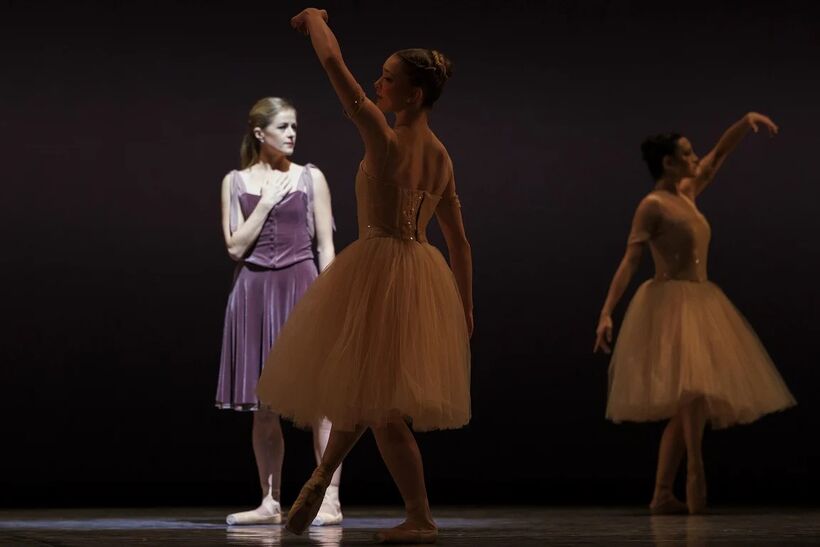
[395,49,453,108]
[641,133,682,180]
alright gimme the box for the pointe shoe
[311,485,343,526]
[374,526,438,544]
[226,494,282,525]
[686,473,708,515]
[286,469,330,535]
[649,496,689,515]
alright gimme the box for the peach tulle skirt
[607,280,795,429]
[256,237,471,432]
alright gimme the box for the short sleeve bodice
[629,191,712,282]
[229,166,316,269]
[355,163,446,243]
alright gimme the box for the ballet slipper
[311,485,343,526]
[226,494,282,525]
[374,525,438,544]
[686,472,708,515]
[649,495,689,515]
[285,468,331,535]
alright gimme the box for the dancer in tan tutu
[594,112,796,514]
[256,8,472,543]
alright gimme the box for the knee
[254,410,281,433]
[373,421,411,446]
[314,418,332,436]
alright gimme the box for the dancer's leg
[313,418,342,487]
[254,409,285,500]
[311,418,344,526]
[371,421,436,543]
[650,415,688,514]
[286,425,365,534]
[226,409,285,525]
[680,397,708,514]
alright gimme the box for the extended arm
[291,9,392,170]
[684,112,779,197]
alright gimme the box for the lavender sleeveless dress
[216,165,320,411]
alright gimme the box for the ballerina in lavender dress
[216,97,342,526]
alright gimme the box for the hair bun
[430,49,453,80]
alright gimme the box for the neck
[654,175,681,193]
[256,149,291,171]
[394,107,429,129]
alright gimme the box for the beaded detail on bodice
[355,163,442,243]
[630,191,712,282]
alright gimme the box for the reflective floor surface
[1,506,819,545]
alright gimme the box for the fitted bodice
[355,163,443,243]
[631,191,711,282]
[233,167,315,269]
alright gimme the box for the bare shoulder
[636,191,664,215]
[427,133,453,171]
[221,170,237,190]
[304,164,327,183]
[677,177,698,200]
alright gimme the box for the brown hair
[394,49,453,108]
[240,97,295,168]
[641,133,682,180]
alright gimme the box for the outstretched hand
[747,112,779,136]
[593,315,614,354]
[291,8,328,36]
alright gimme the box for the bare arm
[435,172,473,337]
[593,243,645,353]
[594,197,659,353]
[220,173,287,261]
[291,8,393,174]
[310,167,336,271]
[683,112,779,197]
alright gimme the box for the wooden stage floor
[1,506,819,545]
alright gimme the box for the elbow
[317,243,335,257]
[226,245,244,261]
[623,255,641,273]
[320,54,343,71]
[450,238,472,258]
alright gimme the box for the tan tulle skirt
[256,237,471,432]
[607,280,795,429]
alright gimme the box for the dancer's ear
[407,87,423,106]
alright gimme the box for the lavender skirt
[216,259,318,410]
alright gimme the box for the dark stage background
[2,1,819,508]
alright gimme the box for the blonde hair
[240,97,295,168]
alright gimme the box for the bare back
[375,128,453,197]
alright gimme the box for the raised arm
[594,196,660,353]
[310,167,336,271]
[435,170,473,337]
[221,172,288,260]
[291,8,393,172]
[683,112,779,197]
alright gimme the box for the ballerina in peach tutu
[256,8,473,543]
[594,112,796,514]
